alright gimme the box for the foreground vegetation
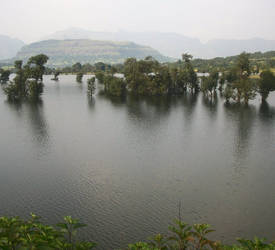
[0,215,274,250]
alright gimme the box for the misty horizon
[4,27,275,45]
[1,0,275,44]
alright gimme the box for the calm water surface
[0,75,274,249]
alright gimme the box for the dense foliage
[0,69,11,83]
[93,52,275,105]
[96,54,199,97]
[3,54,49,101]
[0,215,274,250]
[128,219,275,250]
[87,77,96,96]
[258,70,275,101]
[0,214,96,249]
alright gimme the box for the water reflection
[5,100,50,156]
[97,90,127,107]
[201,93,218,119]
[125,95,172,127]
[259,101,275,121]
[1,77,275,249]
[87,95,96,110]
[224,103,256,174]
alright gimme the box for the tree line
[91,52,275,104]
[1,52,275,104]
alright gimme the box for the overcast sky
[1,0,275,43]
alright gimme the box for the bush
[1,216,274,249]
[127,220,274,250]
[0,214,96,250]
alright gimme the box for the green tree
[201,71,219,97]
[124,58,146,94]
[76,72,84,83]
[72,62,82,73]
[87,77,96,96]
[0,69,11,83]
[27,54,49,81]
[224,84,234,103]
[218,72,226,92]
[232,52,256,104]
[103,74,126,97]
[110,66,118,76]
[258,70,275,102]
[95,72,105,83]
[4,55,49,101]
[182,53,193,63]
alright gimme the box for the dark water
[0,75,274,249]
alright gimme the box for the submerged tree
[258,70,275,102]
[27,54,49,81]
[231,52,257,104]
[4,55,49,101]
[201,71,219,97]
[87,77,96,96]
[76,72,84,83]
[181,53,198,93]
[0,69,11,83]
[95,72,105,83]
[224,84,234,103]
[218,72,226,92]
[52,71,60,81]
[103,74,126,97]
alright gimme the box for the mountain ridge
[14,39,171,66]
[41,28,275,59]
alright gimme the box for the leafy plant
[0,214,96,250]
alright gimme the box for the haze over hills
[15,39,170,66]
[0,35,24,60]
[42,28,275,59]
[2,28,275,65]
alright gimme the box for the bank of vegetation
[0,214,274,250]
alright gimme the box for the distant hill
[15,39,171,66]
[204,38,275,58]
[42,28,275,59]
[42,28,203,59]
[190,51,275,72]
[0,35,24,60]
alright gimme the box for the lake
[0,75,274,249]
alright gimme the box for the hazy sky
[1,0,275,43]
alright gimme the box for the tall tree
[76,72,84,83]
[182,53,193,63]
[233,52,256,104]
